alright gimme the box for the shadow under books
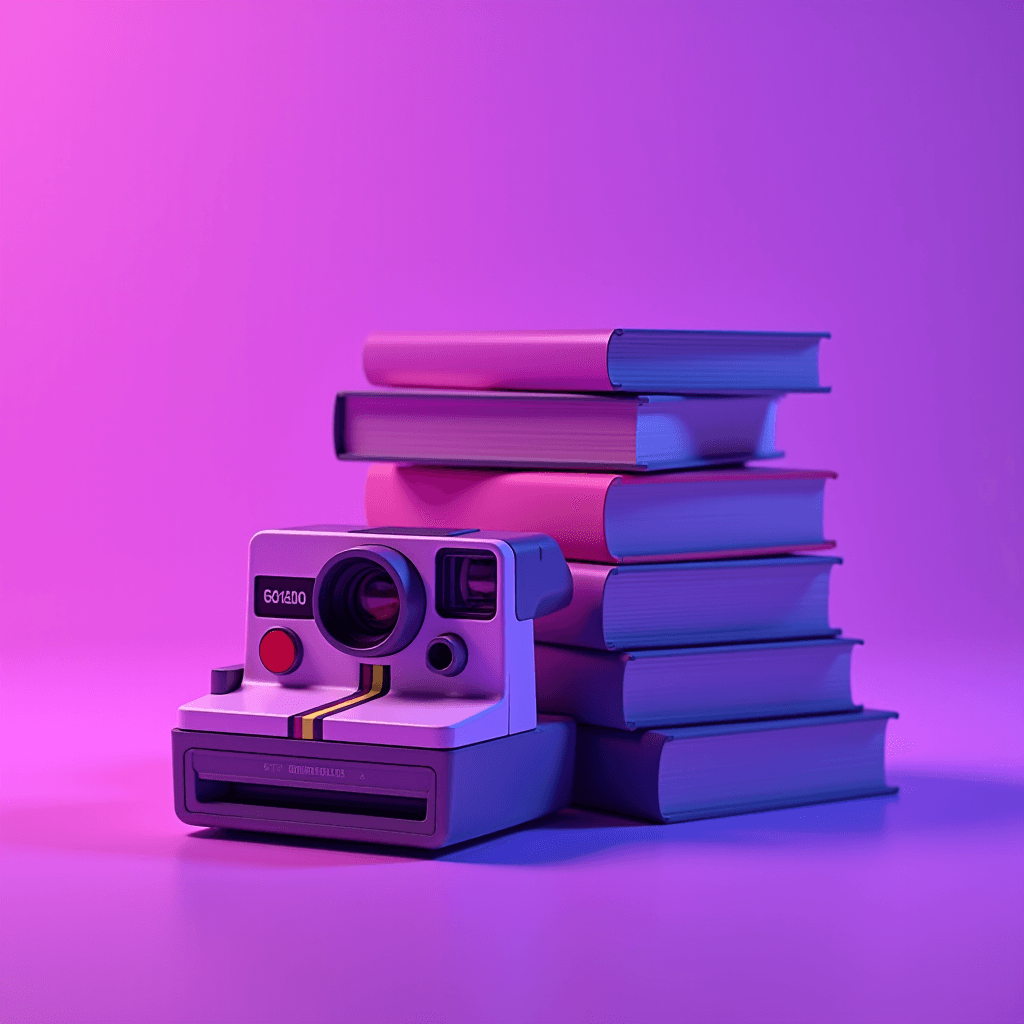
[439,770,1024,865]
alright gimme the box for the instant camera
[173,525,576,848]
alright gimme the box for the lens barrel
[314,546,425,656]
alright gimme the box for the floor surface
[2,658,1021,1024]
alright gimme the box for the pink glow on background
[1,3,1021,1022]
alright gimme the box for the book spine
[573,728,667,822]
[534,645,630,729]
[333,394,347,456]
[363,331,615,392]
[365,464,616,563]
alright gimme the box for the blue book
[534,554,841,650]
[574,709,898,823]
[536,637,860,729]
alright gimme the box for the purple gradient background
[1,3,1022,1022]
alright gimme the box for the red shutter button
[259,628,302,675]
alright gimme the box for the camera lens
[338,562,399,643]
[315,546,425,656]
[320,558,399,648]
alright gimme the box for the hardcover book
[335,390,781,472]
[574,709,897,823]
[533,555,841,650]
[365,463,836,564]
[535,637,859,729]
[363,328,829,395]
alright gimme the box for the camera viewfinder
[436,550,497,620]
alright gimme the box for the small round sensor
[426,634,468,677]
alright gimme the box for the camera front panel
[244,528,533,703]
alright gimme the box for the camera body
[179,525,573,749]
[173,525,576,849]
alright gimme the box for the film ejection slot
[185,750,435,826]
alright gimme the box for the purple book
[534,555,841,651]
[535,637,860,729]
[574,709,898,823]
[335,390,781,472]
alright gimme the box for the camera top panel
[251,525,572,623]
[350,526,480,538]
[288,525,478,538]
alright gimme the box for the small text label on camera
[254,575,315,619]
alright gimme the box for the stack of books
[341,328,897,824]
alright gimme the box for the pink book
[363,328,828,395]
[365,463,836,565]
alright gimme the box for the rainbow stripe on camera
[287,664,391,740]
